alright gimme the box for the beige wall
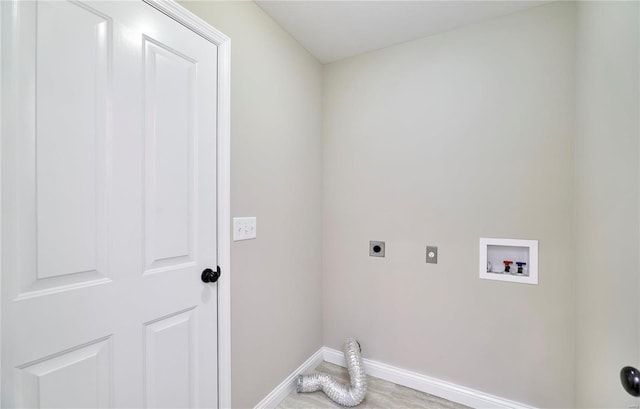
[178,2,324,408]
[177,1,640,407]
[574,2,640,407]
[322,3,576,407]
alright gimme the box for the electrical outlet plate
[426,246,438,264]
[233,217,256,241]
[369,241,385,257]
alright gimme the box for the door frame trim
[142,1,232,407]
[0,1,4,403]
[0,0,232,406]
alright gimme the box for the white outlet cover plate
[233,217,257,241]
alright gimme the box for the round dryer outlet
[369,241,385,257]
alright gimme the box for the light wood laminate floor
[277,362,471,409]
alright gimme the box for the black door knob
[201,267,220,283]
[621,366,640,397]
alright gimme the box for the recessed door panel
[143,38,197,275]
[17,337,112,409]
[144,309,196,409]
[9,0,112,299]
[36,1,111,281]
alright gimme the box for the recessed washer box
[479,238,538,285]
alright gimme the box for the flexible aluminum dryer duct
[297,338,367,406]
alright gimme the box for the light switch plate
[233,217,256,241]
[426,246,438,264]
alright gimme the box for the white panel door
[1,1,219,407]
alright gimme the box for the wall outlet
[233,217,257,241]
[369,241,385,257]
[426,246,438,264]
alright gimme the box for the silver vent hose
[297,338,367,406]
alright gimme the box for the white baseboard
[254,348,324,409]
[322,347,537,409]
[254,346,537,409]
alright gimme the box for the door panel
[36,1,111,282]
[17,337,112,409]
[1,1,218,407]
[144,309,197,409]
[143,38,197,274]
[7,0,113,300]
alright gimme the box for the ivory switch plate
[233,217,256,241]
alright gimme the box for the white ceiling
[256,1,549,64]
